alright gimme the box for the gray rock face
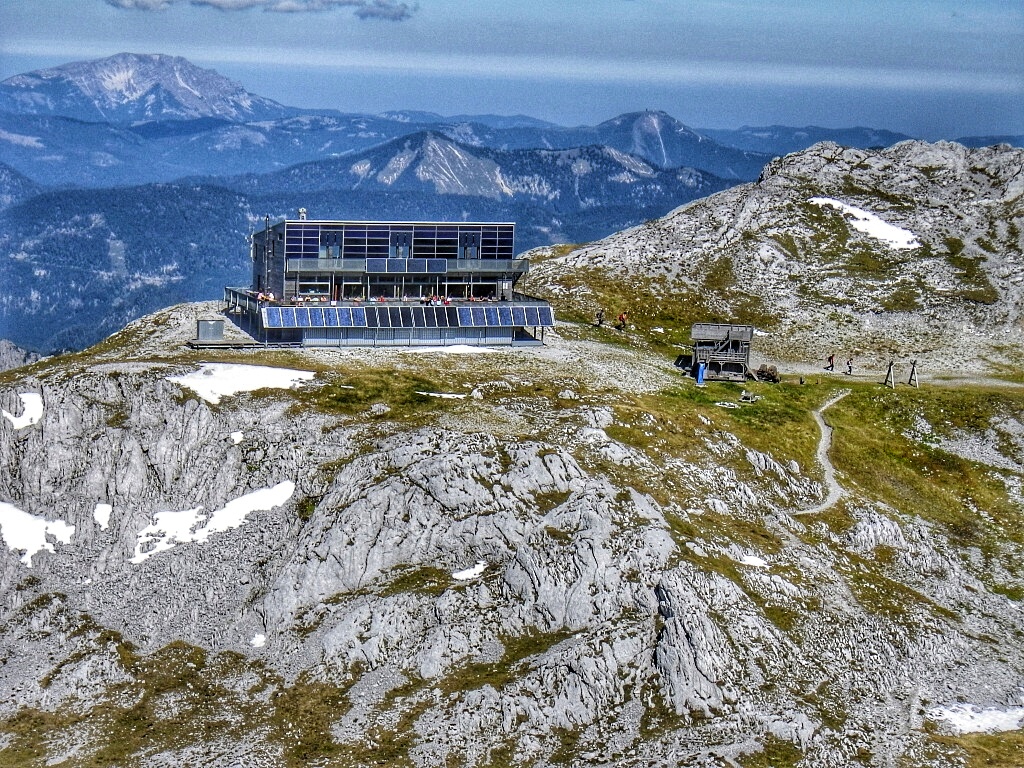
[0,340,38,373]
[0,309,1022,766]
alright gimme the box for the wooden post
[908,360,919,388]
[884,360,896,389]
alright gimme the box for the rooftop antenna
[299,208,307,221]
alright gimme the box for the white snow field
[167,364,315,405]
[808,197,921,249]
[452,561,487,580]
[2,393,43,429]
[93,503,112,531]
[0,502,75,567]
[131,481,296,563]
[928,703,1024,734]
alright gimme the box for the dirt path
[793,389,851,516]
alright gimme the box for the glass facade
[252,219,522,302]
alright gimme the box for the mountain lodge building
[224,212,555,346]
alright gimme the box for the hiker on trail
[845,357,853,375]
[616,312,628,331]
[596,309,605,326]
[825,353,835,371]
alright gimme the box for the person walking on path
[825,353,835,371]
[616,312,628,331]
[845,357,853,375]
[596,309,605,327]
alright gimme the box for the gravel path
[793,389,851,517]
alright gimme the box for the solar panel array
[262,304,554,329]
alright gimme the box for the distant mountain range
[0,52,1021,352]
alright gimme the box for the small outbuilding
[681,323,755,382]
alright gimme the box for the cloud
[103,0,415,18]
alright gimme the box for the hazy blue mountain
[432,111,771,180]
[380,111,559,129]
[0,184,253,352]
[0,162,40,210]
[216,131,732,213]
[698,125,915,155]
[954,135,1024,148]
[0,53,294,123]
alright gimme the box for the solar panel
[511,307,527,326]
[445,307,459,327]
[427,259,447,273]
[525,307,540,326]
[364,306,379,327]
[412,307,425,327]
[386,259,406,273]
[407,258,427,273]
[335,308,351,327]
[457,307,473,327]
[397,307,411,327]
[366,258,387,273]
[310,308,325,327]
[498,307,513,326]
[437,307,451,327]
[323,307,338,326]
[538,307,555,326]
[471,307,486,326]
[424,306,437,327]
[388,307,402,327]
[377,307,391,328]
[484,307,499,326]
[264,307,282,328]
[352,307,367,326]
[281,307,297,327]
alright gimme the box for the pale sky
[1,0,1021,136]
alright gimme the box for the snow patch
[0,502,75,567]
[167,364,315,405]
[0,128,44,149]
[230,431,244,444]
[93,503,112,531]
[809,197,921,250]
[416,391,467,400]
[3,393,43,429]
[928,704,1024,734]
[452,561,487,580]
[131,481,295,563]
[250,633,267,648]
[738,555,769,568]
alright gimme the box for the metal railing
[285,258,529,274]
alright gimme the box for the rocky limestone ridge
[0,339,39,373]
[525,140,1024,374]
[0,302,1022,767]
